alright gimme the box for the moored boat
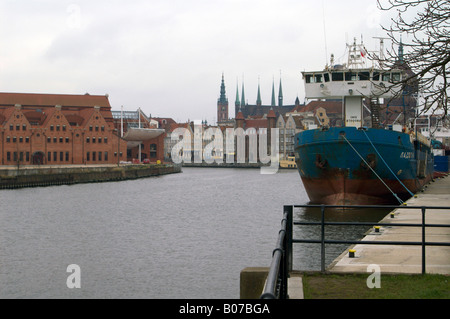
[295,38,434,205]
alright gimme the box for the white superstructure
[302,38,404,128]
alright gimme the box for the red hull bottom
[301,175,433,206]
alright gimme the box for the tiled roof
[0,92,111,108]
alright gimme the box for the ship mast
[346,37,367,69]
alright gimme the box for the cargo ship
[295,39,434,205]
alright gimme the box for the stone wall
[0,164,181,189]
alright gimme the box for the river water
[0,167,389,299]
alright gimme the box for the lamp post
[115,129,120,167]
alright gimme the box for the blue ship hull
[294,127,434,205]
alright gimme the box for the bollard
[348,249,356,258]
[390,212,395,218]
[374,226,380,233]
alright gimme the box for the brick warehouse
[0,92,129,165]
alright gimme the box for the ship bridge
[302,68,403,100]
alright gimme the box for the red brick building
[0,92,127,165]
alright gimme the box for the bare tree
[375,0,449,118]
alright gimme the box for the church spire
[271,77,276,107]
[218,72,227,104]
[398,36,404,63]
[256,77,262,106]
[241,77,246,107]
[235,81,240,106]
[278,76,283,107]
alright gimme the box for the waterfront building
[276,114,304,160]
[0,92,127,165]
[111,108,165,163]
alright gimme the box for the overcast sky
[0,0,398,124]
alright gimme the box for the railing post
[285,205,293,272]
[320,205,325,272]
[422,207,426,274]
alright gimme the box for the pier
[0,163,181,189]
[242,175,450,299]
[327,175,450,275]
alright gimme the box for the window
[95,126,99,132]
[98,137,102,144]
[104,137,108,144]
[19,136,23,143]
[98,152,102,161]
[56,125,60,131]
[92,152,96,161]
[10,124,13,131]
[50,125,54,131]
[382,73,391,82]
[16,124,20,131]
[315,74,322,83]
[26,152,30,162]
[105,152,108,161]
[324,73,330,82]
[86,137,90,143]
[7,152,10,161]
[59,137,63,143]
[48,152,51,162]
[63,125,66,131]
[53,152,57,162]
[65,152,69,162]
[345,72,358,81]
[150,144,157,158]
[360,72,370,81]
[305,74,313,84]
[392,72,401,82]
[53,137,57,143]
[13,136,16,143]
[13,152,17,161]
[101,126,105,132]
[60,152,63,161]
[23,124,27,131]
[373,72,380,81]
[92,137,96,143]
[25,137,29,143]
[332,72,344,81]
[89,125,93,131]
[86,152,90,161]
[48,137,51,143]
[65,137,69,143]
[6,136,10,143]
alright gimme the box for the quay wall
[182,162,265,168]
[0,164,181,189]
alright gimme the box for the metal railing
[260,204,450,299]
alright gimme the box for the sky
[0,0,398,124]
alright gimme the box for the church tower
[278,78,283,107]
[217,73,229,123]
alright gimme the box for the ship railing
[260,204,450,299]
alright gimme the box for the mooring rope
[343,135,404,204]
[362,130,415,198]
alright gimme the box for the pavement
[288,175,450,299]
[328,175,450,275]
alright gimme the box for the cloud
[0,0,389,123]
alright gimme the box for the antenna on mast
[322,0,329,67]
[373,36,390,68]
